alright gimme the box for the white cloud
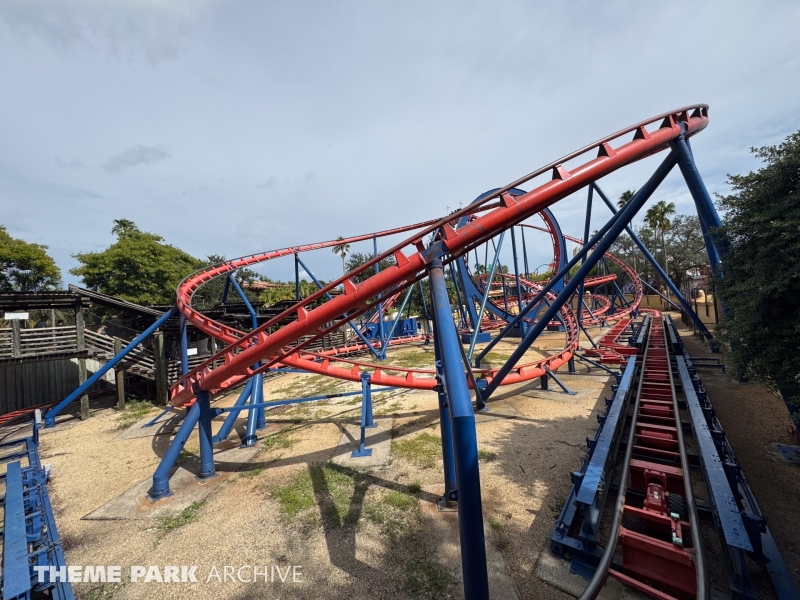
[0,0,217,64]
[103,145,169,173]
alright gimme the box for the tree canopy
[70,220,203,305]
[0,226,62,291]
[715,130,800,419]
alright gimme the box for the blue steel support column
[673,133,727,270]
[294,251,301,301]
[475,200,633,366]
[295,255,381,358]
[243,371,260,446]
[592,183,712,338]
[256,373,266,430]
[449,263,470,330]
[510,227,525,333]
[179,314,189,376]
[197,390,216,478]
[45,306,178,427]
[482,150,679,401]
[221,276,231,304]
[380,285,415,358]
[432,307,458,505]
[521,225,530,278]
[419,281,432,344]
[428,258,489,600]
[212,379,254,444]
[227,274,267,433]
[468,231,505,360]
[374,235,385,347]
[577,185,594,328]
[150,402,202,498]
[362,372,376,428]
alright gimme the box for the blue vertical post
[577,184,593,327]
[510,226,525,333]
[212,379,254,444]
[449,263,470,330]
[673,134,727,271]
[468,231,505,360]
[151,402,202,498]
[482,149,679,401]
[433,317,458,505]
[179,314,189,375]
[374,235,385,347]
[520,225,530,278]
[419,281,432,344]
[351,373,375,457]
[592,183,712,338]
[429,257,489,600]
[255,373,266,430]
[222,276,231,304]
[197,390,216,479]
[294,251,301,301]
[362,372,375,428]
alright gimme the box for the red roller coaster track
[170,106,708,406]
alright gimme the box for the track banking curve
[170,106,709,406]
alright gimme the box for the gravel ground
[36,325,694,599]
[679,323,800,591]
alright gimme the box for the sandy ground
[680,327,800,590]
[32,320,800,599]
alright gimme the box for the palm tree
[332,237,350,277]
[617,189,635,209]
[644,200,676,298]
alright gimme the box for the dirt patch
[679,323,800,589]
[41,327,619,599]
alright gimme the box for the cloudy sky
[1,0,798,285]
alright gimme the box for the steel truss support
[45,306,178,427]
[577,184,594,328]
[474,184,638,368]
[467,231,505,361]
[351,373,377,458]
[428,258,489,600]
[482,149,679,402]
[295,255,381,359]
[673,136,727,272]
[591,182,712,339]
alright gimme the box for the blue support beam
[374,235,385,347]
[577,184,594,327]
[482,149,679,401]
[379,284,415,359]
[351,373,376,457]
[295,254,382,359]
[45,306,178,427]
[213,379,254,444]
[510,226,525,333]
[179,314,189,376]
[432,322,458,505]
[474,188,636,367]
[4,461,30,600]
[673,135,727,270]
[467,231,505,361]
[591,182,712,338]
[428,257,489,600]
[197,390,216,479]
[150,402,202,498]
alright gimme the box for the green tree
[345,252,396,284]
[332,237,350,277]
[715,130,800,422]
[71,220,202,305]
[0,226,62,291]
[644,200,676,296]
[617,189,636,209]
